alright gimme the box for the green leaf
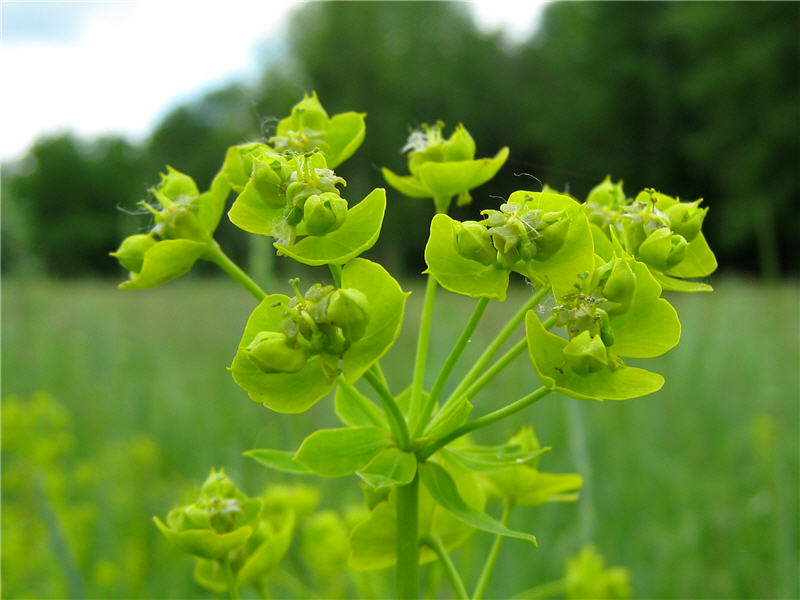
[119,239,207,289]
[417,147,509,202]
[665,232,717,278]
[159,166,199,200]
[443,443,551,473]
[508,191,595,300]
[244,448,311,475]
[424,397,473,441]
[357,447,417,488]
[419,462,537,545]
[341,258,410,383]
[153,517,252,559]
[610,260,681,358]
[482,468,583,506]
[294,426,391,478]
[589,224,615,261]
[525,311,664,401]
[195,172,231,235]
[222,143,264,191]
[274,188,386,265]
[237,512,295,587]
[228,176,293,242]
[193,560,227,593]
[425,213,510,300]
[230,294,336,413]
[334,383,386,427]
[324,112,366,168]
[382,168,432,198]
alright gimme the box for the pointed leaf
[443,444,551,473]
[652,270,713,292]
[237,512,295,587]
[357,447,417,488]
[424,397,473,441]
[425,213,510,300]
[195,172,231,235]
[244,449,311,474]
[334,383,387,428]
[119,239,207,289]
[230,294,336,413]
[483,468,583,506]
[294,427,391,478]
[275,188,386,265]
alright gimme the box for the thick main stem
[412,297,490,437]
[396,474,419,600]
[408,275,438,426]
[472,500,513,600]
[207,242,267,301]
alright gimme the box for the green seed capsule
[303,192,348,236]
[111,234,156,273]
[246,331,309,374]
[455,221,496,266]
[563,330,609,375]
[327,288,370,342]
[638,228,688,270]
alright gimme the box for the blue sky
[1,1,546,159]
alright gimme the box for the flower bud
[303,192,348,236]
[455,221,496,266]
[664,201,706,242]
[327,288,370,342]
[245,331,309,374]
[200,469,238,499]
[111,234,156,273]
[638,228,688,270]
[563,330,608,375]
[441,124,476,161]
[586,176,625,208]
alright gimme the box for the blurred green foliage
[2,277,797,598]
[2,2,798,277]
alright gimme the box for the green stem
[445,285,550,407]
[223,559,240,600]
[412,297,490,438]
[472,500,514,600]
[510,578,566,600]
[422,536,468,600]
[363,368,410,450]
[460,338,527,402]
[207,241,267,301]
[336,375,386,428]
[329,263,343,287]
[419,387,551,460]
[408,275,438,430]
[371,362,391,393]
[397,474,420,600]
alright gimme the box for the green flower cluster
[383,122,509,213]
[154,469,294,595]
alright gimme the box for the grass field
[3,275,798,599]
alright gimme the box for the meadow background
[2,2,799,599]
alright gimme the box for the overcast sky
[1,1,548,160]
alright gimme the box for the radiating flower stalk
[115,93,716,599]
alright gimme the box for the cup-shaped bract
[153,469,262,560]
[424,191,594,301]
[382,122,509,213]
[526,257,681,401]
[230,259,408,413]
[269,92,366,169]
[112,168,231,289]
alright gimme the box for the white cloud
[1,0,299,158]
